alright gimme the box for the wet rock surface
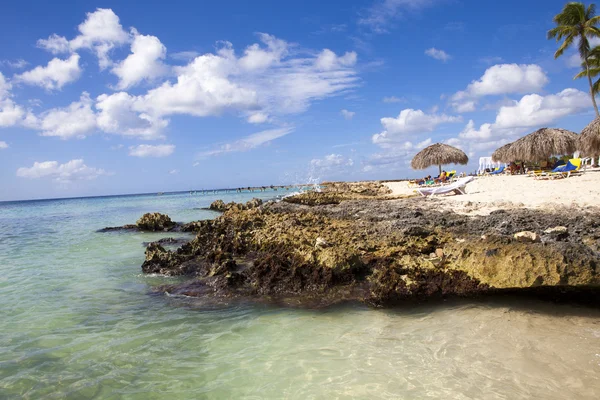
[209,198,263,212]
[133,190,600,307]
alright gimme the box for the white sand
[384,170,600,214]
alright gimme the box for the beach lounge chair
[489,165,505,175]
[417,176,474,197]
[535,159,582,180]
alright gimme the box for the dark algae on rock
[133,187,600,307]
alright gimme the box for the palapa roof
[578,117,600,157]
[491,128,578,163]
[491,143,513,163]
[410,143,468,170]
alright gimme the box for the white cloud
[0,72,35,128]
[341,109,355,120]
[129,144,175,158]
[127,36,358,123]
[0,141,8,149]
[239,33,287,71]
[455,64,548,99]
[96,92,168,140]
[199,127,293,157]
[450,64,548,112]
[382,96,406,103]
[314,49,357,71]
[70,8,129,69]
[38,93,97,139]
[453,100,476,113]
[0,59,29,69]
[495,88,590,129]
[310,153,354,169]
[111,30,168,89]
[16,159,108,182]
[358,0,439,33]
[247,112,269,124]
[372,108,461,145]
[16,13,359,139]
[37,34,70,54]
[169,169,179,174]
[425,48,451,62]
[458,120,493,140]
[37,9,129,69]
[14,54,81,90]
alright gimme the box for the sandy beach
[384,170,600,214]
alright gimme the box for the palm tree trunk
[585,57,600,117]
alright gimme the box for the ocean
[1,190,599,399]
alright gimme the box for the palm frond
[555,34,576,58]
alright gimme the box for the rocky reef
[98,212,205,233]
[137,190,600,307]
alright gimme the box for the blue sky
[0,0,596,200]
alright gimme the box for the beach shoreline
[382,169,600,215]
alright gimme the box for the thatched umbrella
[491,143,514,163]
[578,117,600,157]
[411,143,468,175]
[491,128,578,163]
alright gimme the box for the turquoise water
[1,191,600,399]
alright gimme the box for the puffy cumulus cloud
[198,127,293,157]
[311,153,354,169]
[450,64,548,112]
[341,109,355,120]
[19,12,358,139]
[129,144,175,158]
[314,49,357,71]
[38,93,97,139]
[372,109,461,145]
[495,88,590,129]
[16,159,108,182]
[37,34,70,54]
[37,8,129,69]
[424,48,451,62]
[0,141,8,149]
[0,72,36,128]
[111,30,168,89]
[96,92,168,140]
[14,54,81,90]
[458,120,493,140]
[454,64,548,99]
[239,33,287,71]
[117,36,358,124]
[140,46,259,118]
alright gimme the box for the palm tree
[548,2,600,116]
[574,45,600,95]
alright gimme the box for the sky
[0,0,597,201]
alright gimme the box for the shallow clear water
[1,191,599,399]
